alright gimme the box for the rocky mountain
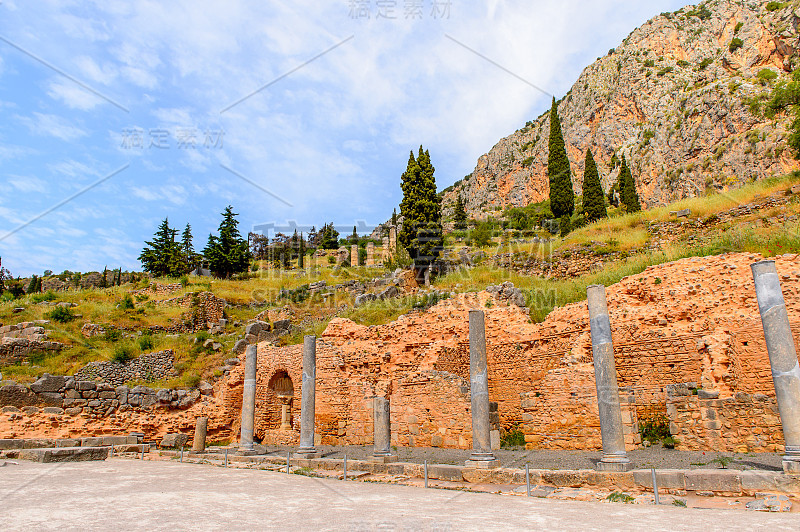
[443,0,800,218]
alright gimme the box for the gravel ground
[247,443,783,471]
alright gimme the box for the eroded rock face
[444,1,800,217]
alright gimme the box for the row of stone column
[587,260,800,474]
[233,260,800,474]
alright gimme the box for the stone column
[238,345,257,455]
[351,244,358,266]
[366,242,375,267]
[751,260,800,473]
[192,416,207,453]
[295,336,321,458]
[337,246,347,265]
[389,226,397,254]
[280,398,292,430]
[466,310,498,468]
[370,396,394,462]
[382,237,390,263]
[587,285,630,471]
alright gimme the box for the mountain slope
[444,0,800,218]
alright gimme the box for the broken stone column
[351,244,358,266]
[370,396,394,462]
[587,284,630,471]
[366,242,375,267]
[337,246,347,265]
[295,336,321,458]
[388,225,397,254]
[381,237,390,263]
[192,416,207,453]
[751,260,800,474]
[238,345,257,455]
[466,309,498,468]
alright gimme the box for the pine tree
[582,148,607,222]
[399,146,443,277]
[547,97,574,218]
[453,194,468,230]
[181,223,197,272]
[139,218,185,277]
[320,223,339,250]
[618,156,642,213]
[202,206,252,278]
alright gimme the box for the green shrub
[734,22,743,34]
[138,335,154,351]
[111,343,134,364]
[729,38,743,53]
[696,58,713,70]
[500,425,526,448]
[180,275,189,287]
[662,436,679,449]
[657,66,674,77]
[32,290,57,303]
[120,293,135,310]
[766,2,784,12]
[643,59,655,67]
[46,306,75,323]
[756,68,778,85]
[521,156,534,167]
[104,329,123,343]
[639,413,671,444]
[606,492,635,503]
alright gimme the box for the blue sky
[0,0,687,276]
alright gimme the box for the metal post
[110,444,113,458]
[526,463,531,497]
[651,468,660,505]
[180,447,183,463]
[751,260,800,474]
[287,451,290,474]
[343,454,347,480]
[424,460,428,488]
[224,448,228,467]
[587,284,631,471]
[141,446,145,460]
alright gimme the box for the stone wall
[0,320,64,364]
[667,391,784,453]
[74,350,177,386]
[0,373,200,416]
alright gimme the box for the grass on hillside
[2,172,799,384]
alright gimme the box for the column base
[236,448,257,456]
[782,457,800,474]
[465,459,499,469]
[368,454,397,463]
[597,459,631,472]
[293,450,323,459]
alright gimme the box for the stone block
[102,436,131,446]
[18,446,109,463]
[82,390,98,399]
[430,434,443,447]
[64,407,82,415]
[632,469,686,490]
[427,464,464,482]
[0,439,24,450]
[698,389,719,399]
[81,437,104,447]
[490,429,500,451]
[740,471,800,494]
[98,391,116,399]
[42,407,64,414]
[160,433,189,449]
[37,392,64,406]
[685,470,741,493]
[23,439,56,448]
[56,439,82,448]
[30,373,67,393]
[540,470,590,487]
[75,380,96,391]
[64,389,81,399]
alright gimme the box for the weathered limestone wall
[668,393,784,453]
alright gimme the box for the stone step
[2,444,149,463]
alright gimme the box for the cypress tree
[453,194,467,230]
[391,208,397,226]
[298,232,305,269]
[619,156,642,213]
[399,146,443,277]
[582,148,607,222]
[547,97,574,218]
[351,226,358,243]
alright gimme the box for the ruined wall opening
[264,370,294,431]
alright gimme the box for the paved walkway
[0,459,796,531]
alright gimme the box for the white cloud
[46,79,105,111]
[6,175,47,193]
[18,112,88,141]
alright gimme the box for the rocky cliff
[444,0,800,218]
